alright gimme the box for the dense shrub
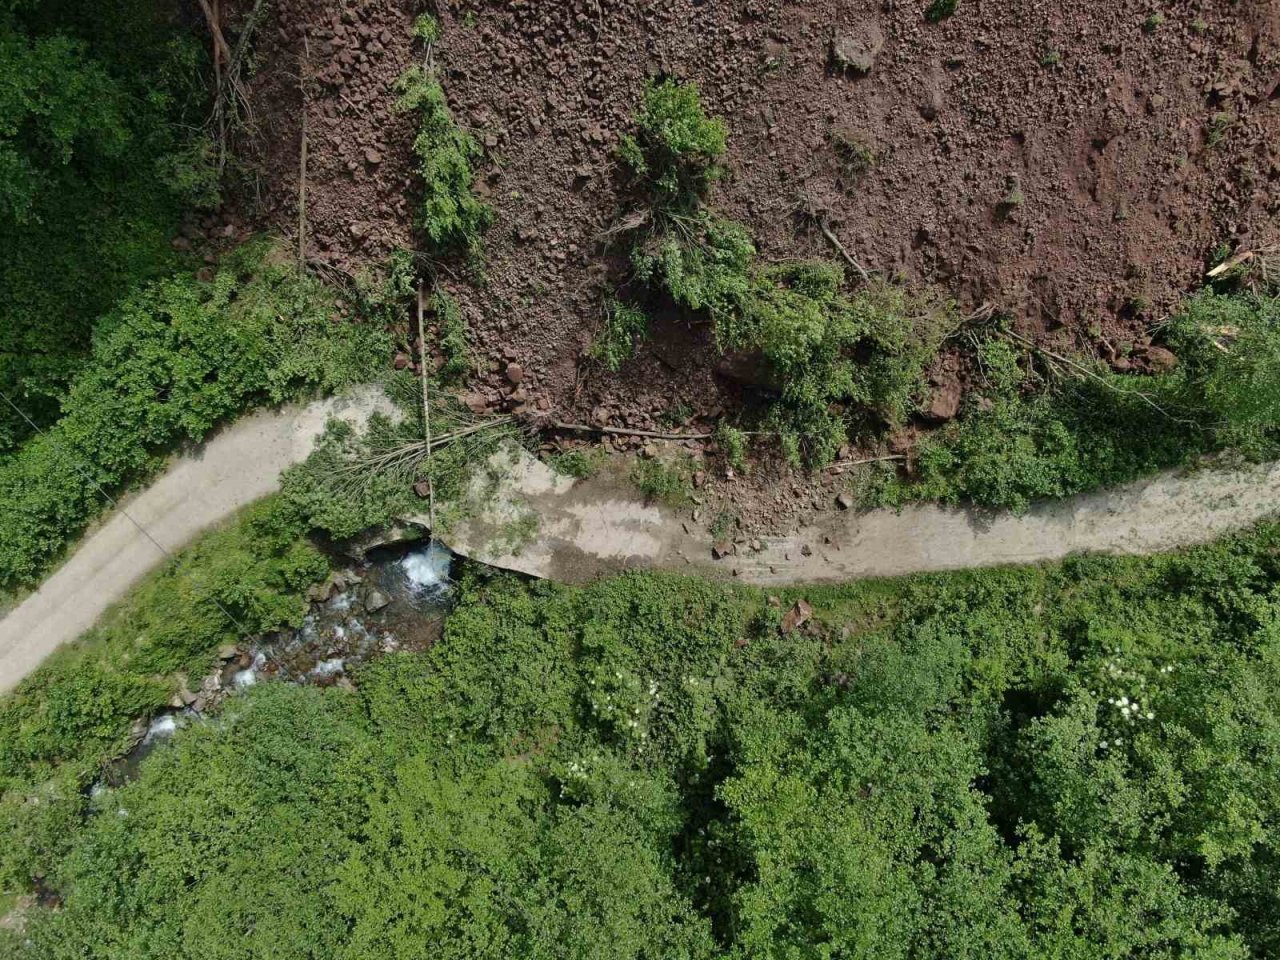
[396,67,492,257]
[0,242,390,590]
[10,526,1280,955]
[619,78,727,214]
[0,1,216,451]
[876,291,1280,511]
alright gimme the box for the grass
[550,447,607,479]
[630,456,694,505]
[589,300,651,372]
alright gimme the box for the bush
[877,291,1280,512]
[1169,289,1280,435]
[396,68,492,257]
[0,496,323,792]
[619,78,727,214]
[590,300,652,371]
[15,528,1280,955]
[620,84,953,466]
[0,242,390,590]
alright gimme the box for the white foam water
[400,541,453,595]
[233,652,267,689]
[142,713,179,744]
[311,658,345,678]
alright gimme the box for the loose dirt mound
[223,0,1279,529]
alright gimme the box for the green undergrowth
[9,524,1280,956]
[629,454,695,505]
[612,80,956,465]
[0,494,332,893]
[396,15,492,384]
[0,241,391,592]
[1,0,217,452]
[874,289,1280,512]
[277,370,516,542]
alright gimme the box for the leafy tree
[0,0,216,451]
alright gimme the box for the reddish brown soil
[222,0,1280,532]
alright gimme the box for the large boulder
[831,22,884,74]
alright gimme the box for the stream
[96,540,456,790]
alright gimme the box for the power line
[0,389,253,638]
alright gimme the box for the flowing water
[97,540,456,790]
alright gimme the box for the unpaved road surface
[0,388,391,695]
[444,449,1280,586]
[3,404,1278,694]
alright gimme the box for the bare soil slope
[216,0,1279,529]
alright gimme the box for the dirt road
[0,388,392,695]
[4,407,1279,694]
[443,449,1280,586]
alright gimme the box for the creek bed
[96,540,456,791]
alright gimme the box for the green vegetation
[0,495,329,894]
[396,53,492,257]
[630,455,693,505]
[1207,110,1235,148]
[620,82,954,466]
[278,371,513,541]
[925,0,960,22]
[619,78,728,214]
[0,0,216,452]
[0,242,390,591]
[1143,10,1166,33]
[12,523,1280,956]
[715,423,749,473]
[396,16,491,382]
[829,126,877,175]
[875,290,1280,512]
[590,299,651,371]
[550,446,607,479]
[432,289,471,380]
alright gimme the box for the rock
[712,541,733,559]
[169,683,199,709]
[781,598,813,635]
[692,470,707,489]
[1142,345,1178,373]
[888,431,913,455]
[836,491,855,510]
[462,392,490,415]
[505,361,525,384]
[831,22,884,74]
[364,148,383,165]
[924,380,963,421]
[171,235,192,252]
[217,644,240,661]
[393,352,410,370]
[800,543,813,557]
[364,588,390,613]
[308,579,336,602]
[414,479,432,499]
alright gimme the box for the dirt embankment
[214,0,1279,531]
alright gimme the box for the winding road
[2,387,1278,693]
[0,388,392,695]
